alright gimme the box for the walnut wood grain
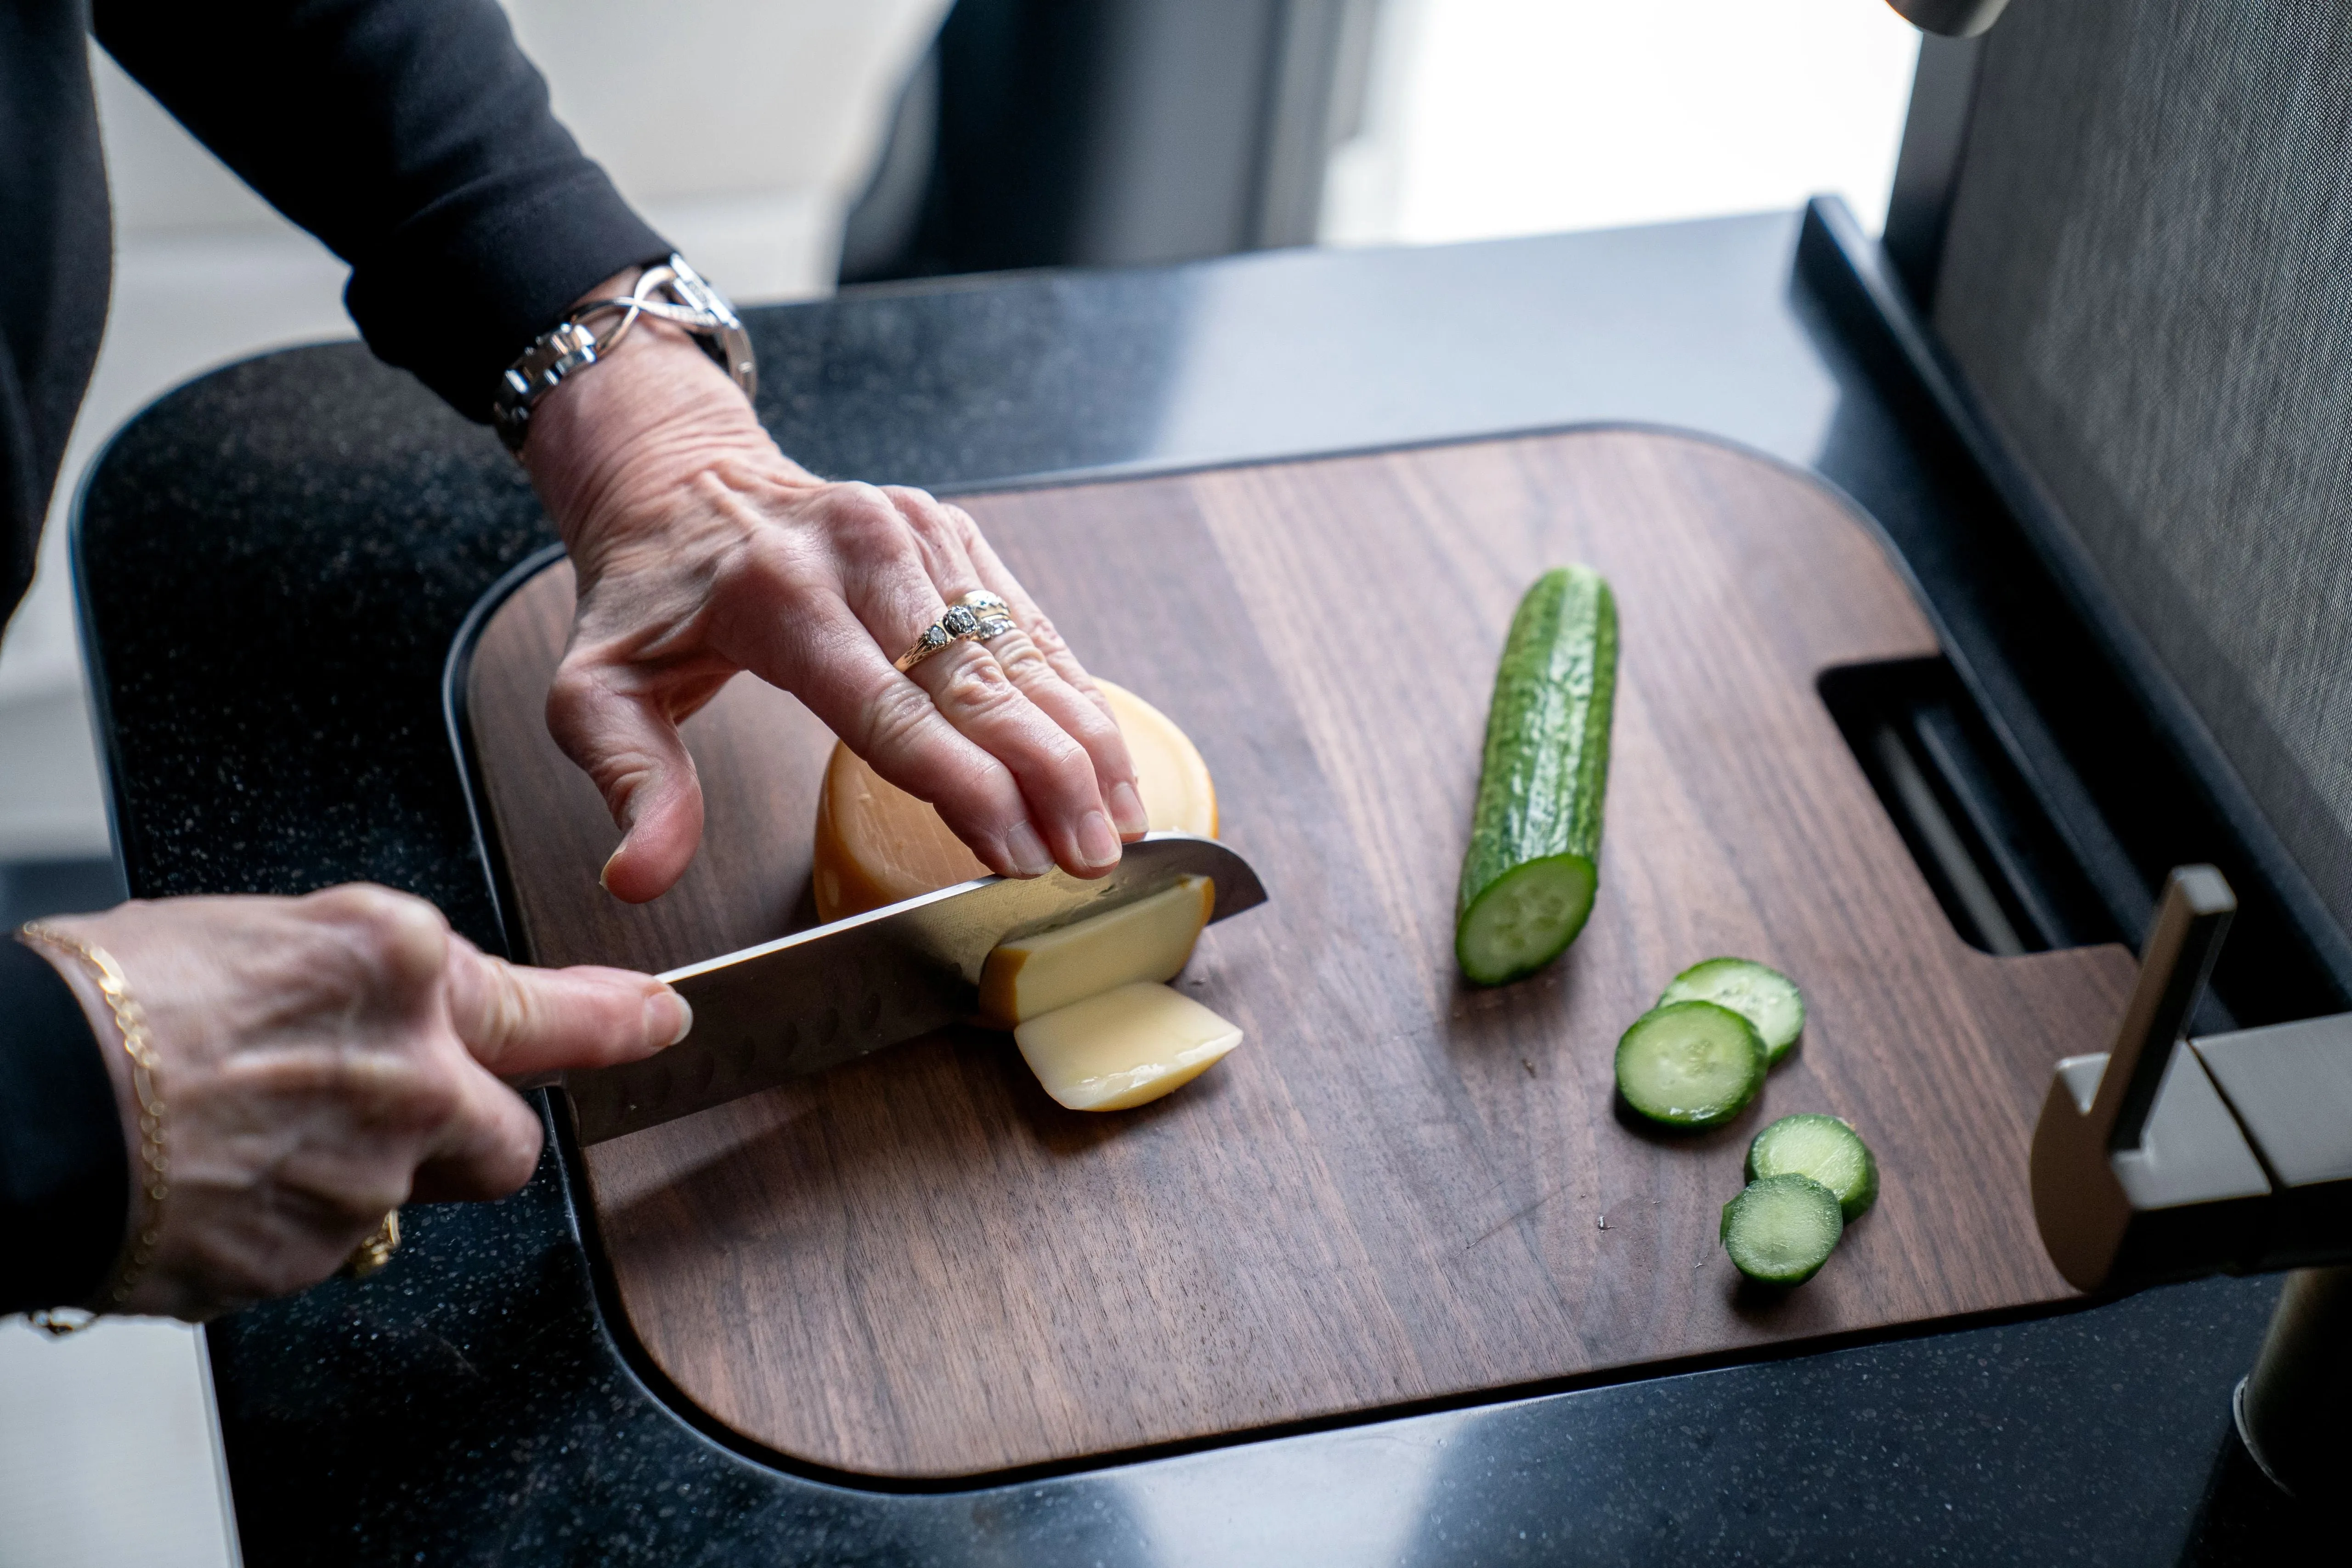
[461,429,2136,1479]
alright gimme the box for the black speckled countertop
[74,211,2318,1563]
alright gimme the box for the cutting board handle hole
[1819,658,2116,956]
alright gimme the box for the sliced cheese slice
[1014,981,1243,1111]
[811,679,1217,921]
[978,875,1214,1029]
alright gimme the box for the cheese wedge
[1014,981,1243,1111]
[978,875,1214,1029]
[811,678,1217,921]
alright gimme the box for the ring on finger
[893,604,999,673]
[950,590,1017,643]
[340,1209,402,1279]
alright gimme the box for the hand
[520,277,1148,904]
[33,885,689,1320]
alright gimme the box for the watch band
[492,254,757,454]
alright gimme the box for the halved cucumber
[1745,1113,1879,1222]
[1457,858,1599,986]
[1455,566,1618,985]
[1719,1174,1844,1285]
[1659,957,1804,1064]
[1613,1000,1766,1129]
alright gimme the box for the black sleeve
[0,938,125,1315]
[90,0,672,422]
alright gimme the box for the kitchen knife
[562,832,1267,1143]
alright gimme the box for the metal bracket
[2030,863,2352,1291]
[2028,866,2270,1290]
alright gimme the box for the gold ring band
[893,619,956,673]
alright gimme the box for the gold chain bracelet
[17,923,168,1332]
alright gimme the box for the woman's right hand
[29,884,688,1322]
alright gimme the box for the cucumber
[1719,1174,1844,1285]
[1613,1000,1766,1128]
[1746,1113,1878,1222]
[1659,957,1804,1064]
[1455,566,1619,985]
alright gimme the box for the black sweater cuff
[343,166,671,425]
[0,937,127,1314]
[93,0,673,427]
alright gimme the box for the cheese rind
[812,679,1216,922]
[977,875,1214,1028]
[1013,982,1244,1111]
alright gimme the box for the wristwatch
[492,254,757,453]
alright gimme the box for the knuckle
[310,885,448,996]
[930,649,1019,718]
[544,657,603,718]
[401,1062,467,1132]
[854,677,942,763]
[478,973,536,1053]
[817,483,904,544]
[1024,612,1073,658]
[880,484,941,515]
[736,531,818,601]
[991,636,1056,685]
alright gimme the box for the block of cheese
[978,875,1214,1029]
[811,679,1217,921]
[1013,981,1244,1111]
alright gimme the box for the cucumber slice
[1745,1113,1879,1222]
[1719,1174,1844,1285]
[1456,566,1618,985]
[1659,957,1804,1064]
[1613,1000,1766,1128]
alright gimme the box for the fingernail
[599,846,622,894]
[645,987,692,1047]
[1077,809,1122,869]
[1108,781,1149,838]
[1004,819,1054,877]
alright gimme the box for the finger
[956,620,1144,839]
[887,492,1147,841]
[959,520,1117,715]
[715,545,1065,879]
[825,492,1115,876]
[408,1059,548,1201]
[898,638,1122,876]
[545,653,719,902]
[442,934,690,1079]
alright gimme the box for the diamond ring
[952,590,1017,642]
[893,600,1013,673]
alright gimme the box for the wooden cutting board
[457,429,2135,1480]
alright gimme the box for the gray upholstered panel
[1934,0,2352,932]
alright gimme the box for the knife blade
[562,832,1267,1143]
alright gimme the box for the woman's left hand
[520,281,1147,905]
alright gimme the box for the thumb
[443,935,692,1080]
[545,659,708,903]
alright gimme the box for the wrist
[495,255,757,460]
[521,284,812,563]
[16,918,162,1316]
[21,919,140,1216]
